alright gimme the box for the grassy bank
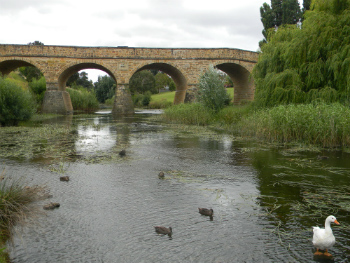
[162,102,350,148]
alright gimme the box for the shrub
[0,76,35,126]
[197,65,230,112]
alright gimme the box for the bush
[197,65,230,112]
[0,76,35,126]
[66,86,99,112]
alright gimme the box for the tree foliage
[253,0,350,107]
[155,72,176,92]
[67,71,94,90]
[197,65,230,112]
[94,75,116,103]
[129,70,156,95]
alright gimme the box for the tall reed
[237,102,350,147]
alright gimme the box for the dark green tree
[67,71,94,90]
[94,75,116,103]
[129,70,156,95]
[260,0,301,47]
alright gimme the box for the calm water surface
[2,110,350,263]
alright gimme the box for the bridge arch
[215,62,255,104]
[130,62,188,104]
[58,62,116,91]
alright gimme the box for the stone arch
[0,59,45,77]
[130,62,188,104]
[215,62,255,105]
[58,62,116,91]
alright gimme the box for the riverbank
[161,102,350,150]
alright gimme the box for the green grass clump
[162,103,214,125]
[0,169,43,261]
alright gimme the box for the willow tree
[253,0,350,107]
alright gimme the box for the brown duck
[154,226,172,237]
[198,208,214,220]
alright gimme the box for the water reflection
[0,110,349,262]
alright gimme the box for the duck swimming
[312,215,340,257]
[198,208,214,221]
[154,226,172,237]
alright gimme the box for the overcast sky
[0,0,274,81]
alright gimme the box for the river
[1,110,349,263]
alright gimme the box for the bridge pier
[112,84,134,116]
[42,82,73,114]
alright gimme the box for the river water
[2,110,350,263]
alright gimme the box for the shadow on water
[0,109,349,262]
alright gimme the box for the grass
[149,88,234,109]
[0,169,44,262]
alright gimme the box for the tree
[129,70,156,95]
[94,75,116,103]
[155,72,176,92]
[260,0,301,47]
[253,0,350,107]
[197,65,230,112]
[67,71,94,90]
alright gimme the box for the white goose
[312,215,340,257]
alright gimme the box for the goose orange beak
[334,220,340,225]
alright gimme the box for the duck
[312,215,340,257]
[154,226,172,237]
[158,172,165,179]
[198,208,214,221]
[119,150,126,157]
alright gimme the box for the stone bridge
[0,44,258,115]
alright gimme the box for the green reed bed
[237,103,350,147]
[162,102,350,148]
